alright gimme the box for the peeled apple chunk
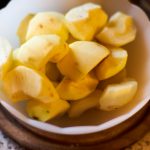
[56,73,98,100]
[99,79,138,111]
[14,35,69,70]
[65,3,108,40]
[0,37,13,79]
[26,99,70,122]
[57,41,110,81]
[3,66,59,103]
[96,12,137,46]
[68,90,101,117]
[26,12,69,41]
[45,62,62,82]
[96,48,128,80]
[17,14,34,44]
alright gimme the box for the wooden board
[0,103,150,150]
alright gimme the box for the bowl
[0,0,150,136]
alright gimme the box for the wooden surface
[0,104,149,150]
[126,132,150,150]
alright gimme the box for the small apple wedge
[14,35,69,70]
[68,90,102,118]
[17,14,35,44]
[56,72,98,100]
[96,12,137,46]
[0,37,13,80]
[26,12,69,41]
[99,79,138,111]
[26,99,70,122]
[96,48,128,80]
[65,3,108,40]
[3,66,59,103]
[57,41,110,81]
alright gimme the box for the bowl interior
[0,0,150,135]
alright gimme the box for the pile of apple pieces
[0,3,138,122]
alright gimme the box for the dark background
[0,0,149,18]
[0,0,10,9]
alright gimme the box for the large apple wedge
[57,41,110,81]
[27,99,70,122]
[96,12,137,46]
[65,3,108,41]
[0,37,13,80]
[17,14,35,44]
[99,79,138,111]
[68,90,102,118]
[96,48,128,80]
[3,66,59,103]
[26,12,69,41]
[56,73,98,100]
[14,35,69,70]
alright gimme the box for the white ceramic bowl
[0,0,150,135]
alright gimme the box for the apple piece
[27,99,70,122]
[96,48,128,80]
[99,79,138,111]
[97,69,127,90]
[26,12,69,41]
[45,62,62,82]
[0,37,13,80]
[68,90,101,117]
[56,72,98,100]
[96,12,137,46]
[65,3,108,40]
[14,35,69,70]
[57,41,110,81]
[3,66,59,103]
[17,14,34,44]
